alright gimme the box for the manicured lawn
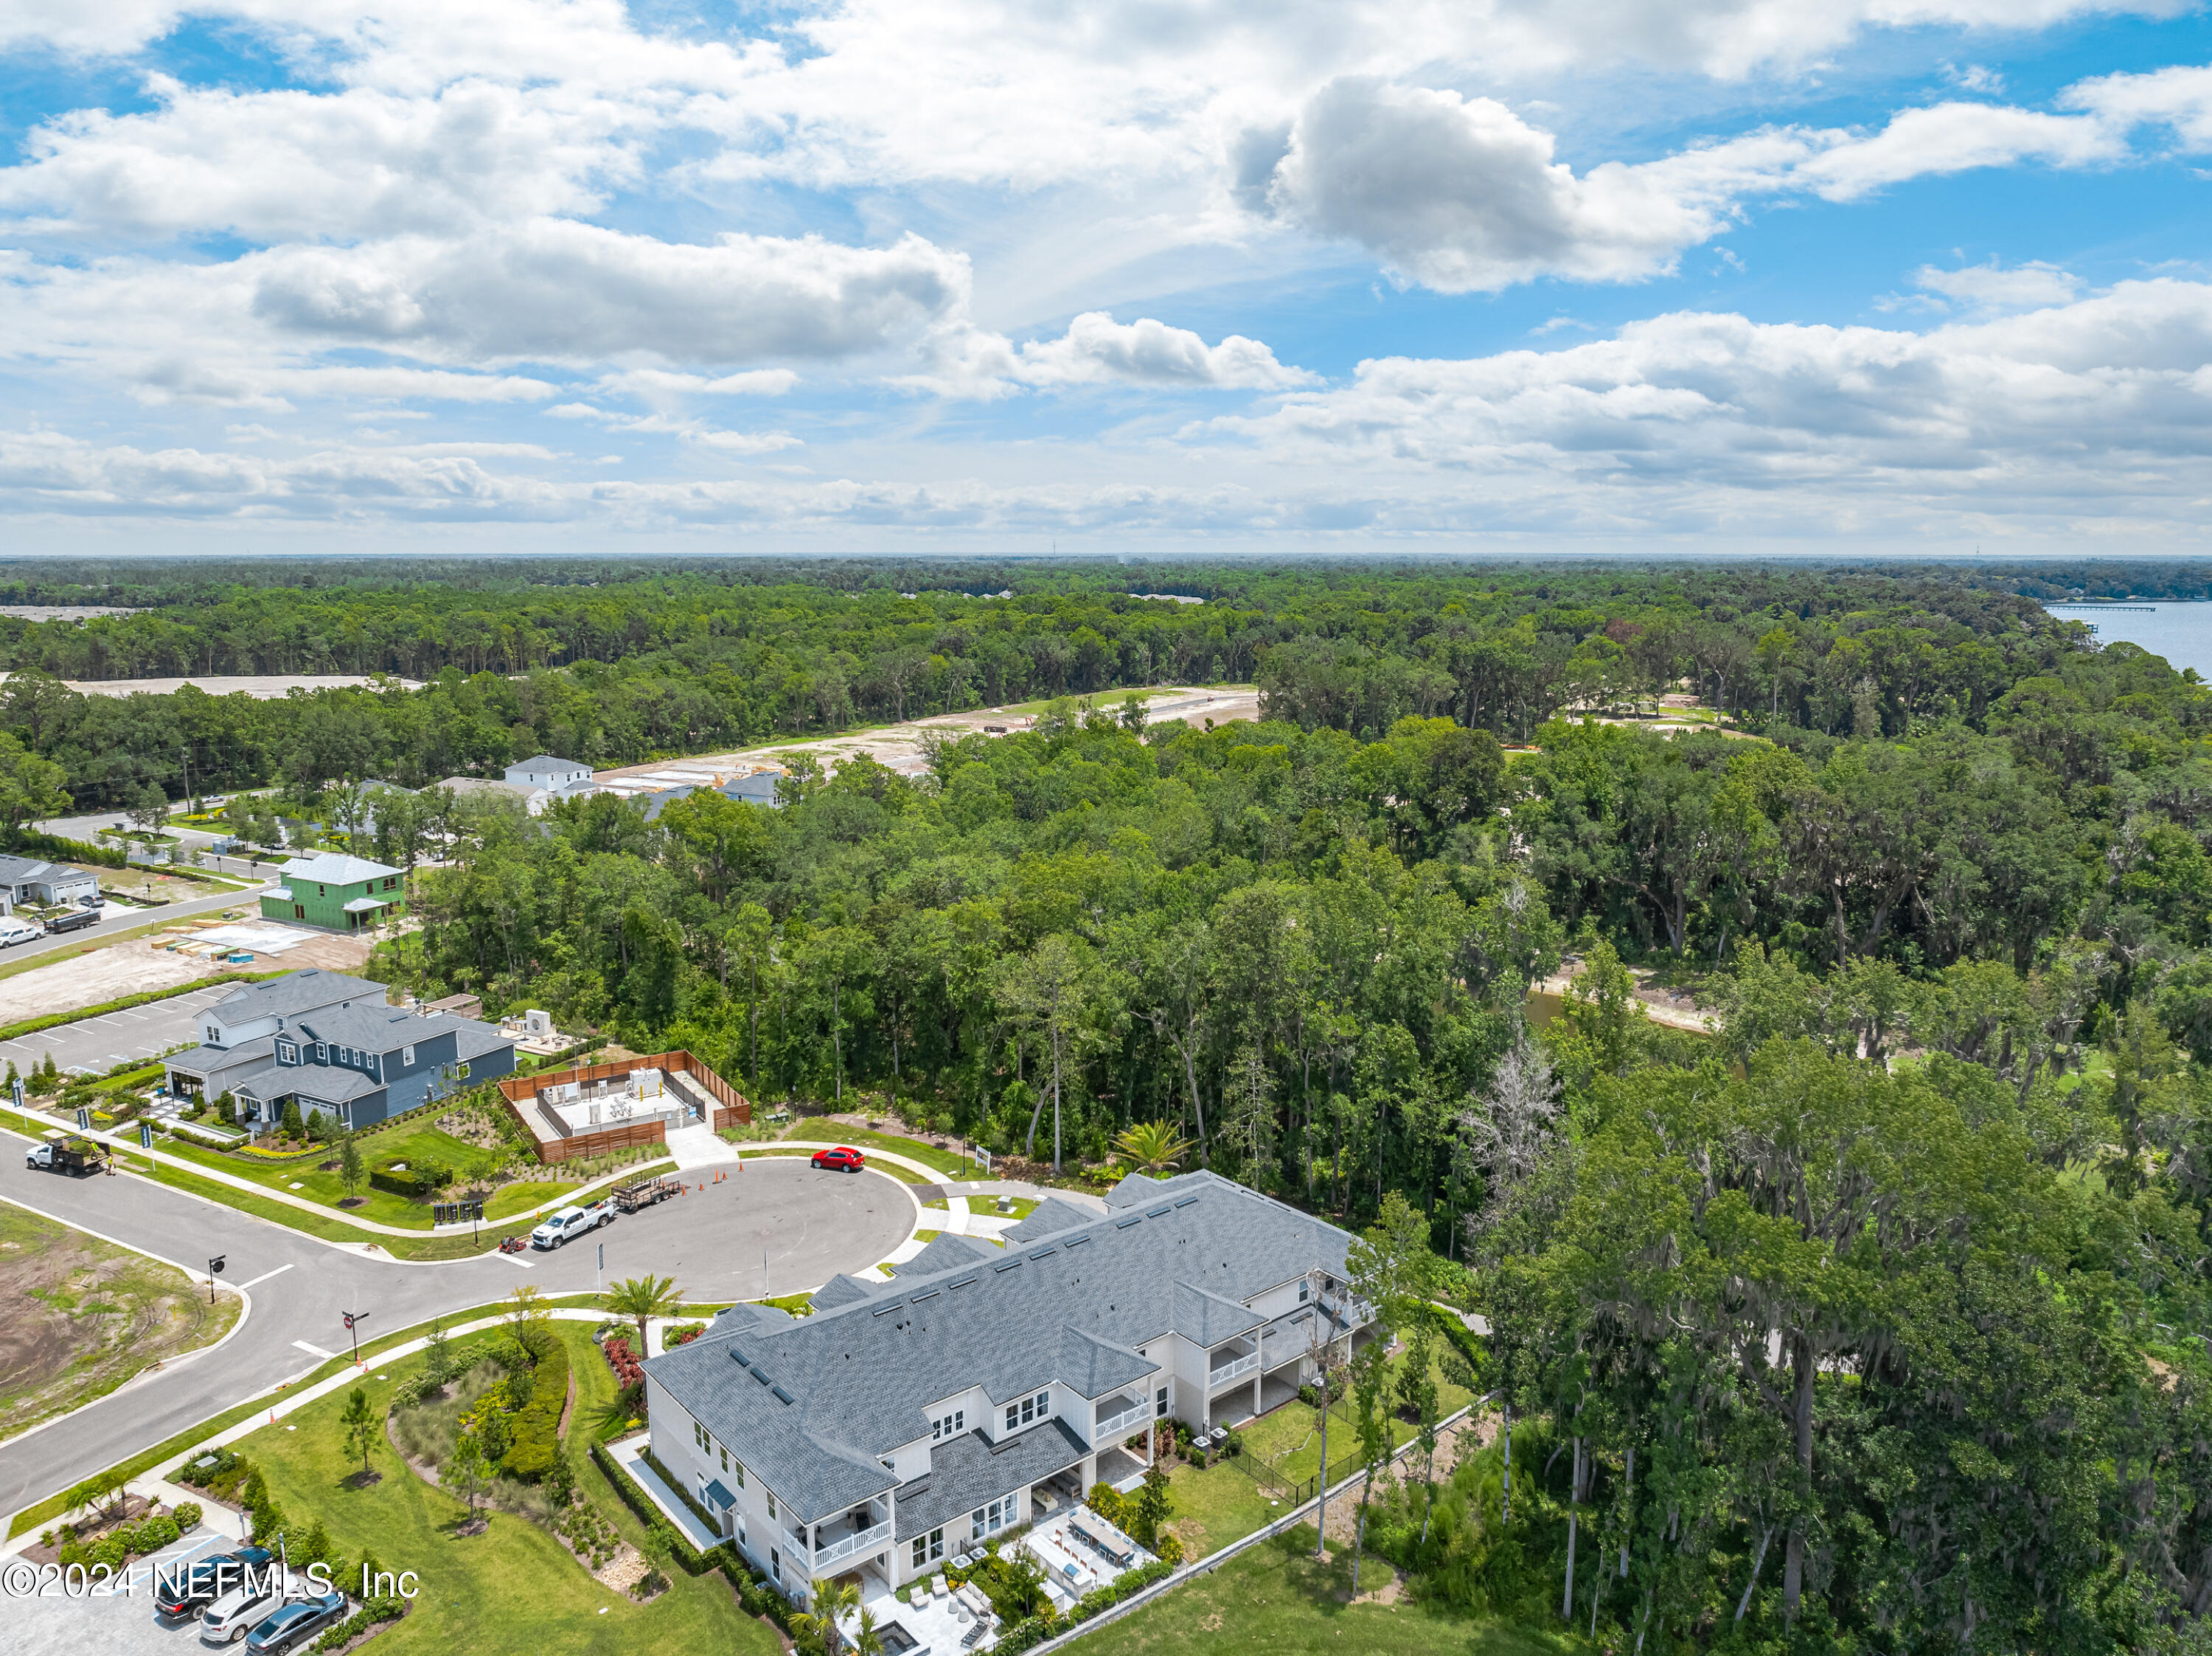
[747,1146,931,1186]
[782,1124,981,1178]
[1163,1459,1283,1558]
[233,1321,779,1656]
[1077,1525,1582,1656]
[6,1293,609,1538]
[157,1122,580,1231]
[487,1181,571,1220]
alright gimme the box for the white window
[1156,1385,1169,1418]
[767,1492,776,1520]
[731,1459,745,1488]
[770,1548,780,1583]
[206,1026,219,1043]
[970,1498,1012,1537]
[277,1041,296,1063]
[720,1447,729,1472]
[694,1422,709,1451]
[402,1045,415,1066]
[911,1528,945,1570]
[931,1409,966,1441]
[1299,1280,1311,1304]
[315,1043,327,1062]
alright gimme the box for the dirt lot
[0,948,222,1026]
[0,1201,239,1441]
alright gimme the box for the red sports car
[811,1146,866,1172]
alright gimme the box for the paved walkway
[664,1122,739,1169]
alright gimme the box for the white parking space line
[293,1340,337,1358]
[236,1262,294,1290]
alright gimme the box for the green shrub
[501,1327,571,1481]
[173,1502,203,1531]
[369,1159,450,1198]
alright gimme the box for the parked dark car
[154,1548,274,1620]
[810,1146,866,1172]
[244,1590,349,1655]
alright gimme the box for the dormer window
[315,1042,327,1062]
[277,1041,296,1063]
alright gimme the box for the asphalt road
[0,1147,914,1524]
[0,983,234,1079]
[0,883,273,973]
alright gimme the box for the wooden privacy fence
[498,1050,751,1165]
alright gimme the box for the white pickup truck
[529,1200,613,1250]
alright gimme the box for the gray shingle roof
[888,1234,1000,1276]
[291,1003,430,1050]
[807,1275,880,1313]
[1055,1326,1154,1400]
[892,1420,1088,1538]
[263,1063,384,1104]
[644,1171,1351,1525]
[212,969,380,1024]
[1001,1197,1098,1244]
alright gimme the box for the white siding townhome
[641,1171,1374,1610]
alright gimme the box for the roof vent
[1115,1215,1142,1229]
[1147,1206,1172,1218]
[872,1302,902,1316]
[1028,1248,1057,1261]
[1174,1197,1198,1208]
[911,1289,939,1302]
[771,1385,794,1405]
[754,1368,773,1386]
[949,1276,977,1289]
[993,1259,1023,1273]
[729,1346,750,1367]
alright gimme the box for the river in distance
[2043,602,2212,679]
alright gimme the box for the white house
[0,854,99,909]
[641,1171,1372,1612]
[504,754,593,791]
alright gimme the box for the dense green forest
[6,554,2212,1648]
[0,554,2144,814]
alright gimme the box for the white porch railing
[1208,1350,1260,1387]
[1093,1403,1147,1444]
[814,1517,894,1569]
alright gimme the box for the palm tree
[1113,1120,1193,1177]
[799,1577,861,1655]
[852,1607,886,1656]
[605,1274,684,1355]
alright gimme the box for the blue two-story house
[164,968,515,1133]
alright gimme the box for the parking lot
[1,1527,282,1656]
[0,983,234,1080]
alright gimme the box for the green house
[262,851,406,932]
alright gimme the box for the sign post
[343,1309,369,1368]
[207,1254,225,1305]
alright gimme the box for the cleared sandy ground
[0,947,221,1026]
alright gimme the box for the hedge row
[13,830,127,869]
[590,1441,798,1638]
[504,1329,570,1481]
[369,1161,450,1198]
[310,1596,408,1652]
[987,1558,1176,1655]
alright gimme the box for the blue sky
[2,0,2211,555]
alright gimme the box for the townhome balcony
[1092,1391,1147,1445]
[1207,1339,1260,1388]
[801,1503,895,1570]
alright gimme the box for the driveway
[0,1147,914,1528]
